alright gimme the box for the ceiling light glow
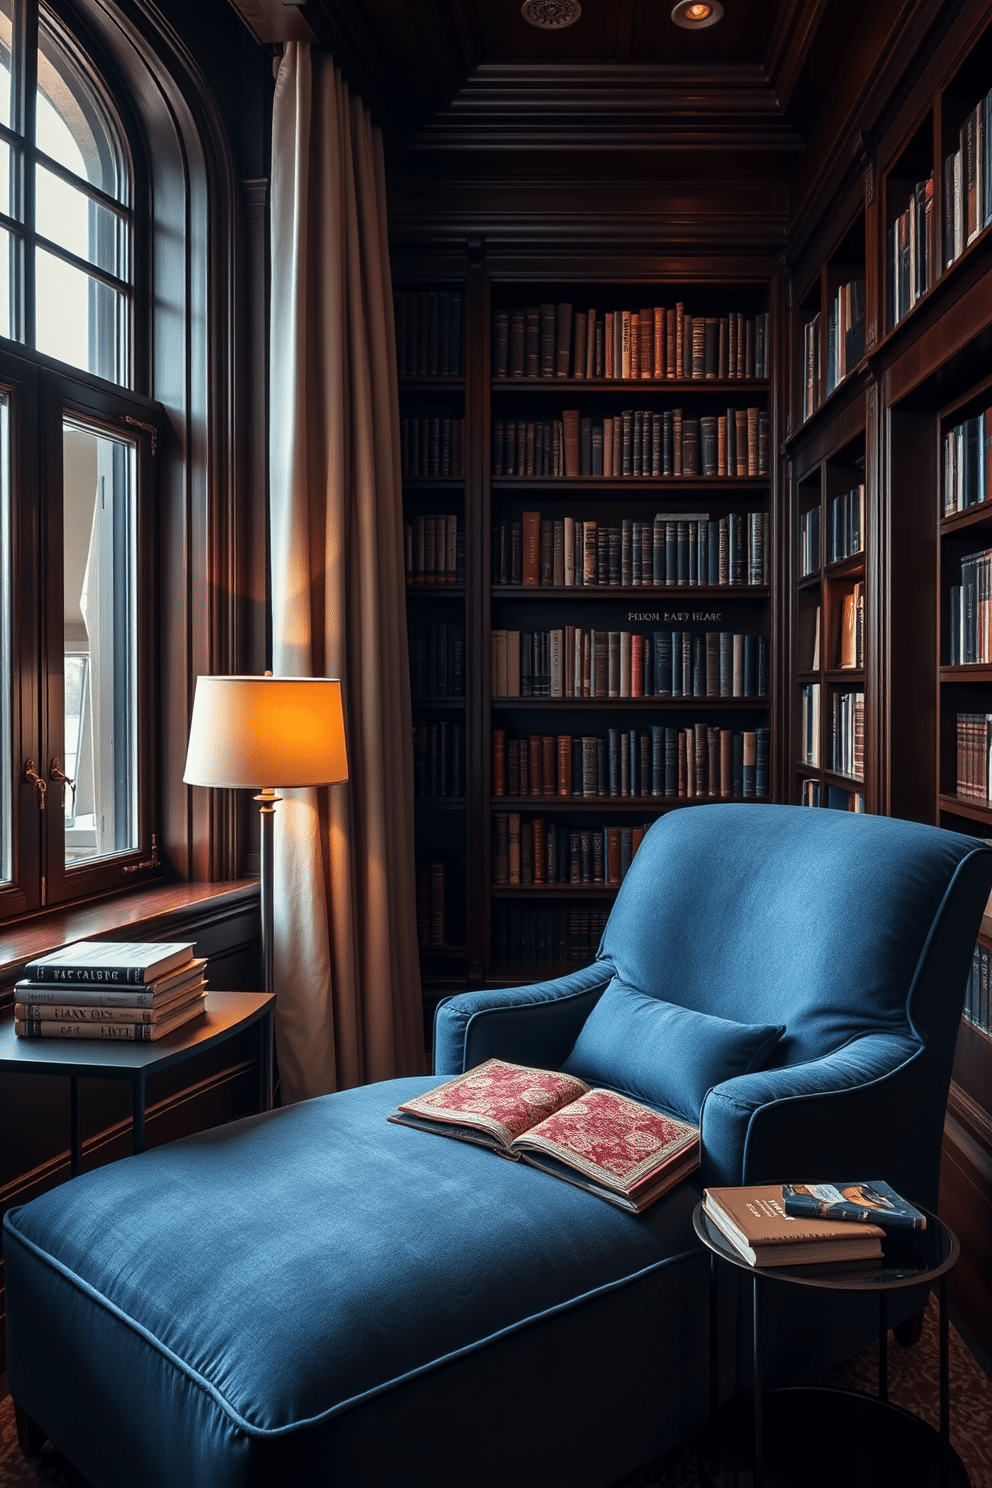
[671,0,724,27]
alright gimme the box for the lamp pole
[254,787,280,999]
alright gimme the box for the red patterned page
[515,1088,698,1194]
[396,1058,588,1147]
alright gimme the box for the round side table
[693,1199,967,1488]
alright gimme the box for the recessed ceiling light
[671,0,724,27]
[521,0,582,29]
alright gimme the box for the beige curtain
[268,42,424,1101]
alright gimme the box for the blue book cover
[782,1181,926,1231]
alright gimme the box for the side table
[693,1199,967,1488]
[0,989,274,1176]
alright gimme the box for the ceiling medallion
[671,1,724,27]
[521,0,581,29]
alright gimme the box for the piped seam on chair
[2,1219,705,1439]
[703,1032,922,1117]
[452,964,614,1066]
[901,848,992,1045]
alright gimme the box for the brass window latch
[24,759,46,810]
[49,757,75,813]
[123,834,161,874]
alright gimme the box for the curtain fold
[269,42,424,1101]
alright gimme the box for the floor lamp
[183,675,349,997]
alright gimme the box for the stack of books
[13,941,208,1042]
[702,1179,925,1268]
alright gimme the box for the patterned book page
[396,1058,589,1148]
[514,1088,698,1194]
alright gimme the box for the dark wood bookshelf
[490,378,770,394]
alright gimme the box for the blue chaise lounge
[4,804,990,1486]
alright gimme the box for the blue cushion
[561,976,784,1123]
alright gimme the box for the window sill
[0,879,259,993]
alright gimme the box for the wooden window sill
[0,879,259,993]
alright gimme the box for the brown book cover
[521,512,541,585]
[557,734,572,795]
[493,813,509,884]
[735,409,748,475]
[573,310,587,378]
[604,311,614,378]
[639,308,653,378]
[528,734,543,796]
[563,410,581,478]
[720,728,733,796]
[508,813,521,884]
[585,310,597,378]
[728,312,737,379]
[556,303,573,376]
[16,994,207,1041]
[747,406,759,476]
[606,825,622,884]
[621,311,631,378]
[629,312,640,379]
[390,1058,699,1213]
[702,1185,884,1267]
[520,818,534,883]
[492,729,506,797]
[666,307,677,378]
[533,817,547,883]
[542,735,556,796]
[15,979,207,1025]
[653,307,665,380]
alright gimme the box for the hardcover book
[24,940,195,985]
[702,1184,884,1266]
[782,1181,926,1231]
[389,1058,699,1212]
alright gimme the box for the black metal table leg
[940,1274,951,1488]
[753,1271,763,1488]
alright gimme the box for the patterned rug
[1,1299,990,1486]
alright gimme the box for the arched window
[0,0,153,915]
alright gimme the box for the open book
[388,1057,699,1213]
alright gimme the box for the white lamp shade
[183,676,349,789]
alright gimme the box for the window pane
[38,8,125,200]
[0,227,13,339]
[0,393,9,884]
[37,165,125,277]
[0,0,12,132]
[63,421,137,866]
[36,247,125,382]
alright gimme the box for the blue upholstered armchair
[5,805,991,1488]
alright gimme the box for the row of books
[837,583,865,670]
[492,408,769,479]
[490,627,770,701]
[801,685,864,777]
[395,290,463,379]
[799,779,865,811]
[942,408,992,516]
[943,88,992,271]
[831,689,865,779]
[13,940,207,1042]
[493,814,653,886]
[824,279,866,397]
[404,514,464,586]
[829,484,865,564]
[415,861,447,947]
[954,713,992,801]
[890,175,935,327]
[493,726,769,800]
[964,942,992,1036]
[408,624,465,699]
[492,904,610,965]
[493,303,770,381]
[503,727,770,808]
[948,546,992,664]
[413,721,463,799]
[401,415,466,479]
[492,512,768,590]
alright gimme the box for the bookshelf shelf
[491,584,770,599]
[491,477,767,493]
[407,585,466,597]
[490,696,770,710]
[402,477,466,489]
[490,378,770,395]
[414,798,466,810]
[399,378,466,392]
[491,884,622,900]
[938,794,992,826]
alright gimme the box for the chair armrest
[433,961,615,1075]
[700,1032,930,1198]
